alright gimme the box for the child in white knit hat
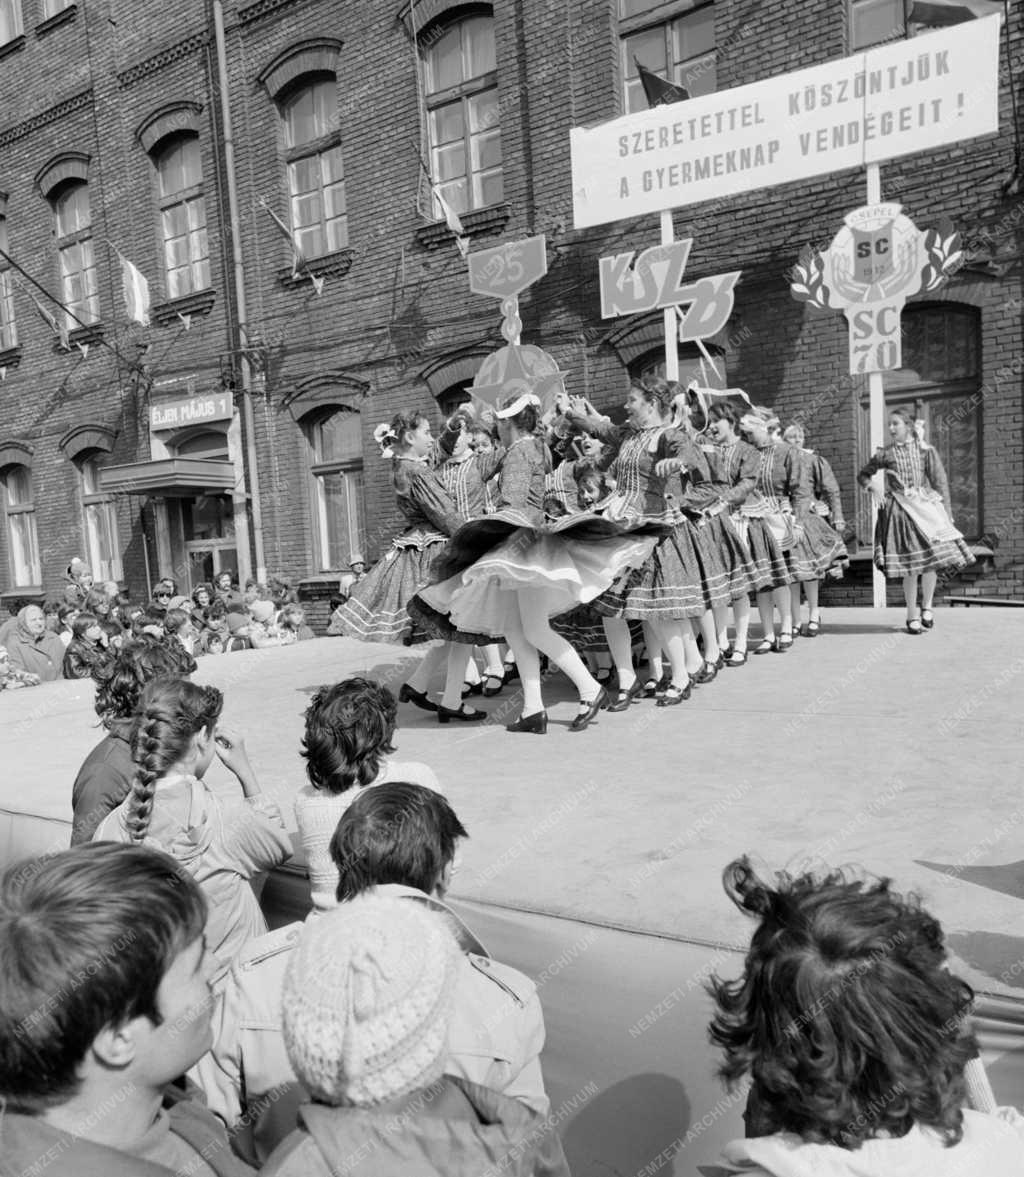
[262,895,549,1176]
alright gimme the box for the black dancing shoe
[506,710,548,734]
[437,703,486,724]
[568,687,609,732]
[657,679,692,707]
[398,683,438,712]
[502,660,520,683]
[921,609,934,630]
[606,678,645,713]
[481,674,504,697]
[692,660,718,686]
[461,681,483,698]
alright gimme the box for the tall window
[622,1,716,115]
[80,455,123,582]
[0,0,22,44]
[850,0,906,48]
[282,77,347,260]
[41,0,72,16]
[422,11,502,217]
[306,408,366,570]
[2,464,40,587]
[857,305,982,543]
[53,182,99,330]
[155,137,210,299]
[0,216,16,351]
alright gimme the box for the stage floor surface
[4,605,1023,1000]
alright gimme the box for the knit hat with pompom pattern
[281,895,459,1107]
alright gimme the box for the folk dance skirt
[327,534,445,645]
[412,511,658,643]
[874,490,974,578]
[688,511,761,607]
[592,522,707,621]
[551,606,643,652]
[733,515,792,590]
[785,515,849,582]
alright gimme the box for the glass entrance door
[182,494,237,591]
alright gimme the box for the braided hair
[125,679,223,844]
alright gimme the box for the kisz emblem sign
[790,202,962,375]
[599,238,740,343]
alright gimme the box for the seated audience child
[261,896,550,1177]
[294,676,440,908]
[194,782,561,1169]
[56,602,79,647]
[706,855,1024,1176]
[92,678,292,983]
[62,612,110,680]
[0,842,255,1177]
[278,602,315,642]
[245,599,285,648]
[163,606,198,658]
[71,636,188,845]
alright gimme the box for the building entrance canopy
[99,458,235,498]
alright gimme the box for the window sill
[0,586,43,605]
[0,344,22,369]
[277,248,354,289]
[151,289,216,327]
[415,202,512,252]
[35,5,77,36]
[0,34,26,61]
[64,323,103,351]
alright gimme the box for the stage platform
[2,605,1022,1174]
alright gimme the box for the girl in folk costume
[435,407,507,697]
[783,422,850,636]
[700,400,771,666]
[328,411,485,723]
[414,389,655,734]
[737,407,809,654]
[573,379,713,709]
[858,407,973,634]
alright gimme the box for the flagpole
[865,162,887,610]
[660,209,679,381]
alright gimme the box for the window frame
[0,0,22,45]
[153,134,211,301]
[52,180,100,330]
[848,0,907,50]
[40,0,72,17]
[619,0,717,116]
[2,463,41,588]
[421,9,503,218]
[0,215,16,351]
[304,407,366,572]
[79,453,123,583]
[280,74,348,262]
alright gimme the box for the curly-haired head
[83,588,110,616]
[707,856,976,1150]
[783,422,806,448]
[126,679,223,844]
[301,677,397,795]
[91,636,192,725]
[707,400,742,431]
[634,376,684,414]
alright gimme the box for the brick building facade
[1,0,1021,628]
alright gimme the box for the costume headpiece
[495,391,541,419]
[372,422,397,458]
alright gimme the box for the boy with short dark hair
[0,842,254,1177]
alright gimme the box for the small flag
[414,151,470,259]
[0,367,6,382]
[177,312,192,331]
[117,252,151,326]
[259,197,305,279]
[310,274,326,297]
[909,1,1002,24]
[13,276,69,349]
[635,58,689,108]
[76,341,90,359]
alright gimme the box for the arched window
[421,10,502,216]
[154,136,210,298]
[304,407,365,570]
[630,343,727,389]
[438,381,472,418]
[281,77,347,259]
[857,304,983,542]
[0,213,16,350]
[53,181,99,329]
[2,464,39,587]
[79,454,122,583]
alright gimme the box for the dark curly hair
[707,400,742,431]
[707,856,976,1150]
[301,677,397,794]
[91,635,193,726]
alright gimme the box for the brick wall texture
[0,0,1020,619]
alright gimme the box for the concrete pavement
[3,605,1023,998]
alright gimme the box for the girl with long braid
[92,678,291,983]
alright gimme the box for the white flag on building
[119,252,151,326]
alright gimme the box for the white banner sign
[571,17,1000,228]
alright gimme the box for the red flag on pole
[634,58,689,108]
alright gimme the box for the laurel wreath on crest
[788,244,831,310]
[920,217,964,293]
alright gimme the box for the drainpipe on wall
[210,0,267,585]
